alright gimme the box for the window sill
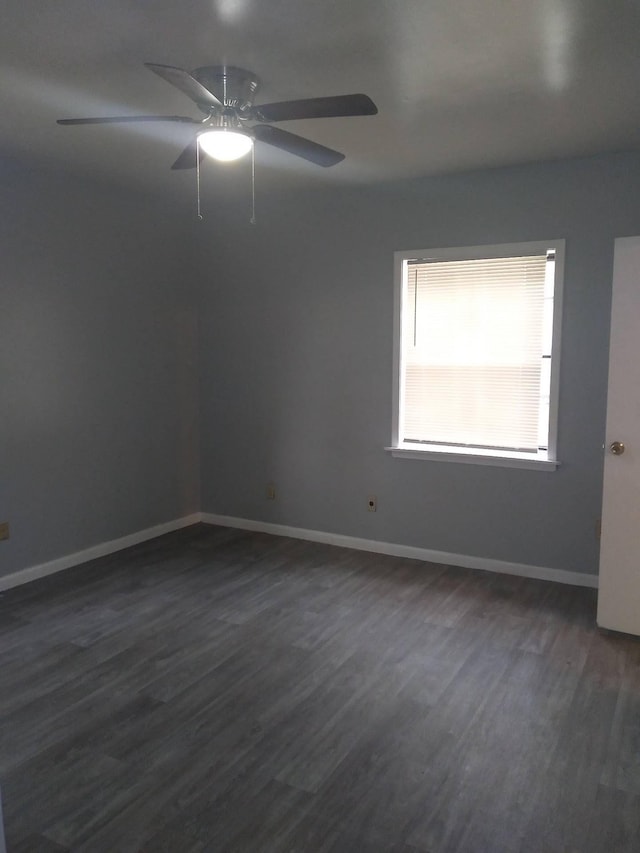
[385,445,560,471]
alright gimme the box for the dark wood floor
[1,524,639,852]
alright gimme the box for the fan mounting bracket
[191,65,260,115]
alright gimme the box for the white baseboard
[201,513,599,589]
[1,510,598,593]
[0,513,202,593]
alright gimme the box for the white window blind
[401,253,551,453]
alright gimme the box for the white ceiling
[3,0,640,193]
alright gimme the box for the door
[597,235,640,636]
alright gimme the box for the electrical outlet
[367,495,377,512]
[266,483,276,500]
[0,522,9,541]
[595,518,602,540]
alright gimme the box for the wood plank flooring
[1,523,639,852]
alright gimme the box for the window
[389,241,564,469]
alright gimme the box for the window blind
[401,254,548,453]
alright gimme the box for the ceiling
[3,0,640,194]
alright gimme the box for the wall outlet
[367,495,377,512]
[0,522,9,541]
[266,483,276,500]
[595,518,602,540]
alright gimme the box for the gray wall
[4,150,640,582]
[198,152,640,576]
[1,160,200,579]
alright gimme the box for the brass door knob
[610,441,625,455]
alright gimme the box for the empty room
[2,2,640,851]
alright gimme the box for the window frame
[388,240,565,470]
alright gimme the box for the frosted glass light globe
[198,129,253,162]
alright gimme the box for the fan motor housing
[191,66,259,113]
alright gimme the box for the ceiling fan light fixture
[198,128,253,161]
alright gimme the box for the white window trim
[389,240,565,471]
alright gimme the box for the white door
[597,235,640,636]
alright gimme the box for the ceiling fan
[57,64,378,170]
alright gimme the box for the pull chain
[250,141,256,225]
[196,136,203,220]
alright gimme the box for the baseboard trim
[201,513,599,589]
[1,511,598,593]
[0,513,203,593]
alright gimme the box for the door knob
[610,441,625,455]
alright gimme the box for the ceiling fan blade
[253,125,344,167]
[145,63,223,110]
[170,138,205,170]
[57,115,199,125]
[254,93,377,123]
